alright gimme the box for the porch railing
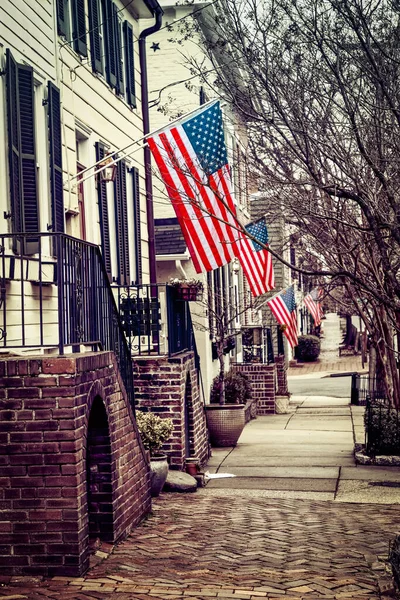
[0,233,196,409]
[114,283,195,357]
[0,233,136,409]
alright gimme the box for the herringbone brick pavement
[0,494,396,600]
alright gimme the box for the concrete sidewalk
[205,395,400,504]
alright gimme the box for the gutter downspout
[139,5,163,285]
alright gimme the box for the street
[288,374,352,397]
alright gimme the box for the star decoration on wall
[150,42,160,52]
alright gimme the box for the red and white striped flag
[238,217,275,297]
[267,286,298,348]
[147,101,239,273]
[304,288,322,326]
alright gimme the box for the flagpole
[73,142,145,188]
[66,98,218,185]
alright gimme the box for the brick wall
[0,352,151,577]
[276,355,288,395]
[133,351,210,469]
[232,363,277,415]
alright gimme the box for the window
[48,83,65,233]
[123,21,136,107]
[114,158,130,285]
[88,0,104,73]
[95,141,112,280]
[6,50,64,254]
[6,49,39,254]
[57,0,88,56]
[131,167,141,283]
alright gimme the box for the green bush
[296,335,321,362]
[210,370,252,405]
[365,402,400,456]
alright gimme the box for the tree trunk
[217,340,225,405]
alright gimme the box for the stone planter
[275,395,290,414]
[205,404,245,447]
[149,454,169,497]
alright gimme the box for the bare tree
[163,0,400,405]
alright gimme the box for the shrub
[296,335,321,362]
[365,401,400,456]
[210,370,252,405]
[136,411,173,456]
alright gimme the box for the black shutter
[57,0,67,36]
[48,82,65,234]
[114,7,124,95]
[103,0,117,88]
[18,65,39,254]
[95,142,112,280]
[6,49,23,244]
[88,0,102,72]
[132,167,142,284]
[72,0,87,56]
[123,21,136,107]
[114,159,130,285]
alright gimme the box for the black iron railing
[365,397,400,456]
[114,283,195,357]
[0,233,197,409]
[0,233,135,410]
[241,326,276,364]
[350,374,387,406]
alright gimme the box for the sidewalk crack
[334,465,341,500]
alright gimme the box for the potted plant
[205,369,251,446]
[169,277,204,301]
[136,411,173,497]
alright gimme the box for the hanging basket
[174,285,203,302]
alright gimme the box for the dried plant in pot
[169,277,204,301]
[136,411,173,497]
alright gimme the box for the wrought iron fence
[241,326,276,364]
[0,233,197,410]
[365,396,400,456]
[114,284,195,357]
[0,233,136,409]
[350,374,387,406]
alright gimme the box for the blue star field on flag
[281,285,296,313]
[245,217,270,252]
[182,102,228,175]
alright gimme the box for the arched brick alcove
[134,351,210,469]
[0,352,151,577]
[86,395,113,541]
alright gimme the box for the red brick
[42,358,76,375]
[29,510,62,521]
[24,377,58,387]
[8,387,40,398]
[29,360,41,375]
[0,378,24,387]
[42,387,75,398]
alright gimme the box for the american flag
[304,288,323,326]
[238,217,275,297]
[147,101,239,273]
[267,285,298,348]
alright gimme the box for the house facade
[0,0,206,577]
[145,0,254,400]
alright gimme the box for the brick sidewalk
[0,494,395,599]
[288,354,366,377]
